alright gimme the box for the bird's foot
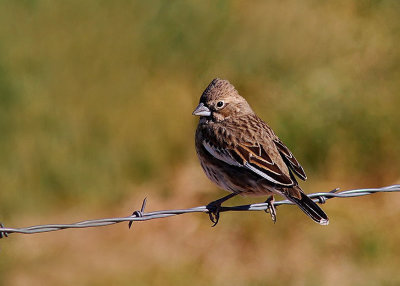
[264,196,277,223]
[206,201,222,227]
[206,193,237,227]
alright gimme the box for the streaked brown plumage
[193,78,329,225]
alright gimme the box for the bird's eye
[216,101,224,108]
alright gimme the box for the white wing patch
[244,162,292,186]
[202,141,242,167]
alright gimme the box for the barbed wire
[0,184,399,238]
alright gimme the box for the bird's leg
[206,193,237,227]
[265,195,277,223]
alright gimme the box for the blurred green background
[0,1,400,285]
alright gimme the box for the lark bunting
[193,78,329,225]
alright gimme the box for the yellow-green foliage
[0,1,399,285]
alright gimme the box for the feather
[203,140,294,187]
[274,139,307,181]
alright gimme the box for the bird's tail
[283,186,329,225]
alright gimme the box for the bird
[193,78,329,226]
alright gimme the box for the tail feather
[285,187,329,225]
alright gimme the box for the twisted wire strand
[0,184,399,238]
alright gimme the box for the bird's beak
[192,103,211,117]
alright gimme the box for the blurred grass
[0,0,399,285]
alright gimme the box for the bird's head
[192,78,253,122]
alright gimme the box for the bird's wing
[273,138,307,181]
[202,140,294,186]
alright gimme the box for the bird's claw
[206,193,237,227]
[128,197,147,229]
[206,202,222,227]
[264,196,277,223]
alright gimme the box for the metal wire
[0,184,399,238]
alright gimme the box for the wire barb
[0,184,399,238]
[128,197,147,229]
[0,223,8,238]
